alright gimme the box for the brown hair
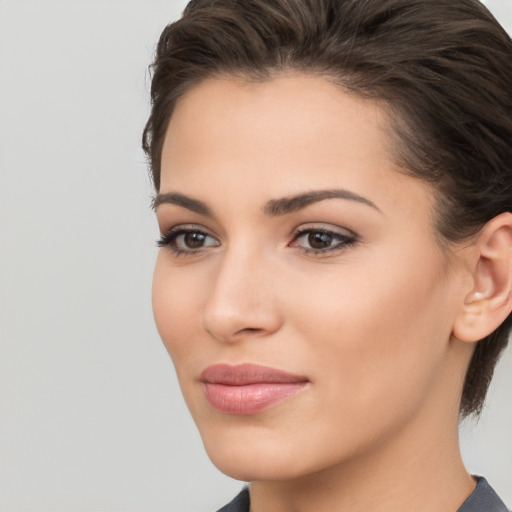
[142,0,512,417]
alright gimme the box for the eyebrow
[263,189,380,216]
[152,192,213,216]
[152,188,380,216]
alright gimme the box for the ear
[453,212,512,343]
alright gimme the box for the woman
[143,0,512,510]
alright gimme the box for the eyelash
[157,226,357,257]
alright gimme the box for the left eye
[291,229,356,253]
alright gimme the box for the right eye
[157,227,220,255]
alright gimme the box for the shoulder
[216,487,250,512]
[457,476,510,512]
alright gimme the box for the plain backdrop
[0,0,511,510]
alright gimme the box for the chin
[196,421,300,481]
[200,429,276,480]
[204,444,306,482]
[198,419,351,483]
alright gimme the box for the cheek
[151,254,203,366]
[289,248,454,420]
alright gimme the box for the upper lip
[200,363,309,385]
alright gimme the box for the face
[153,74,468,482]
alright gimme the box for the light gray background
[0,0,510,510]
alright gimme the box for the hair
[142,0,512,417]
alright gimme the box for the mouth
[200,363,309,415]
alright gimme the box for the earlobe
[453,212,512,343]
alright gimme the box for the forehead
[163,74,392,175]
[166,73,390,147]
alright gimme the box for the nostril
[236,327,262,335]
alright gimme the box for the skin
[153,74,480,512]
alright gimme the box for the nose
[202,247,283,343]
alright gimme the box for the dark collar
[458,476,509,512]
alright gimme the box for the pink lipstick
[200,363,309,415]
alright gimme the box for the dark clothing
[458,477,510,512]
[217,487,250,512]
[217,476,509,512]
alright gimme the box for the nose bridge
[202,241,281,341]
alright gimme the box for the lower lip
[204,382,308,415]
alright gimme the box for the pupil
[185,232,205,248]
[308,232,332,249]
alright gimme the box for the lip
[200,363,309,415]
